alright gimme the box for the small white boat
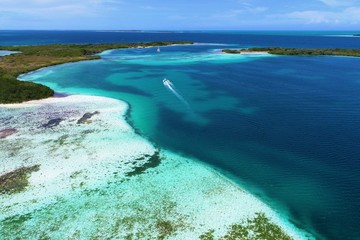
[163,78,170,85]
[157,47,160,52]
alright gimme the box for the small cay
[223,47,360,57]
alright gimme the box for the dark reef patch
[0,128,17,139]
[0,165,40,195]
[200,212,293,240]
[126,151,161,177]
[41,118,63,128]
[77,111,99,124]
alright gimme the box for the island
[353,34,360,36]
[222,47,360,57]
[0,41,192,103]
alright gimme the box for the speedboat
[163,78,170,85]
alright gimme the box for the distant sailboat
[157,47,160,53]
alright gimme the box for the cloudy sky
[1,0,360,30]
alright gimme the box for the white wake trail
[164,80,191,110]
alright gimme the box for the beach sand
[239,51,270,55]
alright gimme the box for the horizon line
[1,29,359,32]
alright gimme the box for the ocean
[2,30,360,239]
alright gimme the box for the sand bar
[0,95,312,239]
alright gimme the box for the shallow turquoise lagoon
[21,44,360,240]
[0,95,307,239]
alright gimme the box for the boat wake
[163,78,191,110]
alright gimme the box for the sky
[1,0,360,30]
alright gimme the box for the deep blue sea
[2,30,360,239]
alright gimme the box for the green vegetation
[199,212,293,240]
[0,41,192,103]
[156,220,177,239]
[1,190,186,239]
[223,47,360,57]
[222,49,246,54]
[0,165,40,194]
[200,229,215,240]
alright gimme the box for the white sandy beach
[239,51,270,55]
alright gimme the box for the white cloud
[140,5,172,11]
[209,3,267,20]
[236,0,268,13]
[318,0,358,7]
[287,7,360,24]
[0,0,129,23]
[288,10,331,23]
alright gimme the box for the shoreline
[0,41,192,104]
[1,94,313,239]
[0,94,65,109]
[221,50,269,55]
[222,47,360,57]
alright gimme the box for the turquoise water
[4,95,302,239]
[19,41,360,239]
[1,30,360,48]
